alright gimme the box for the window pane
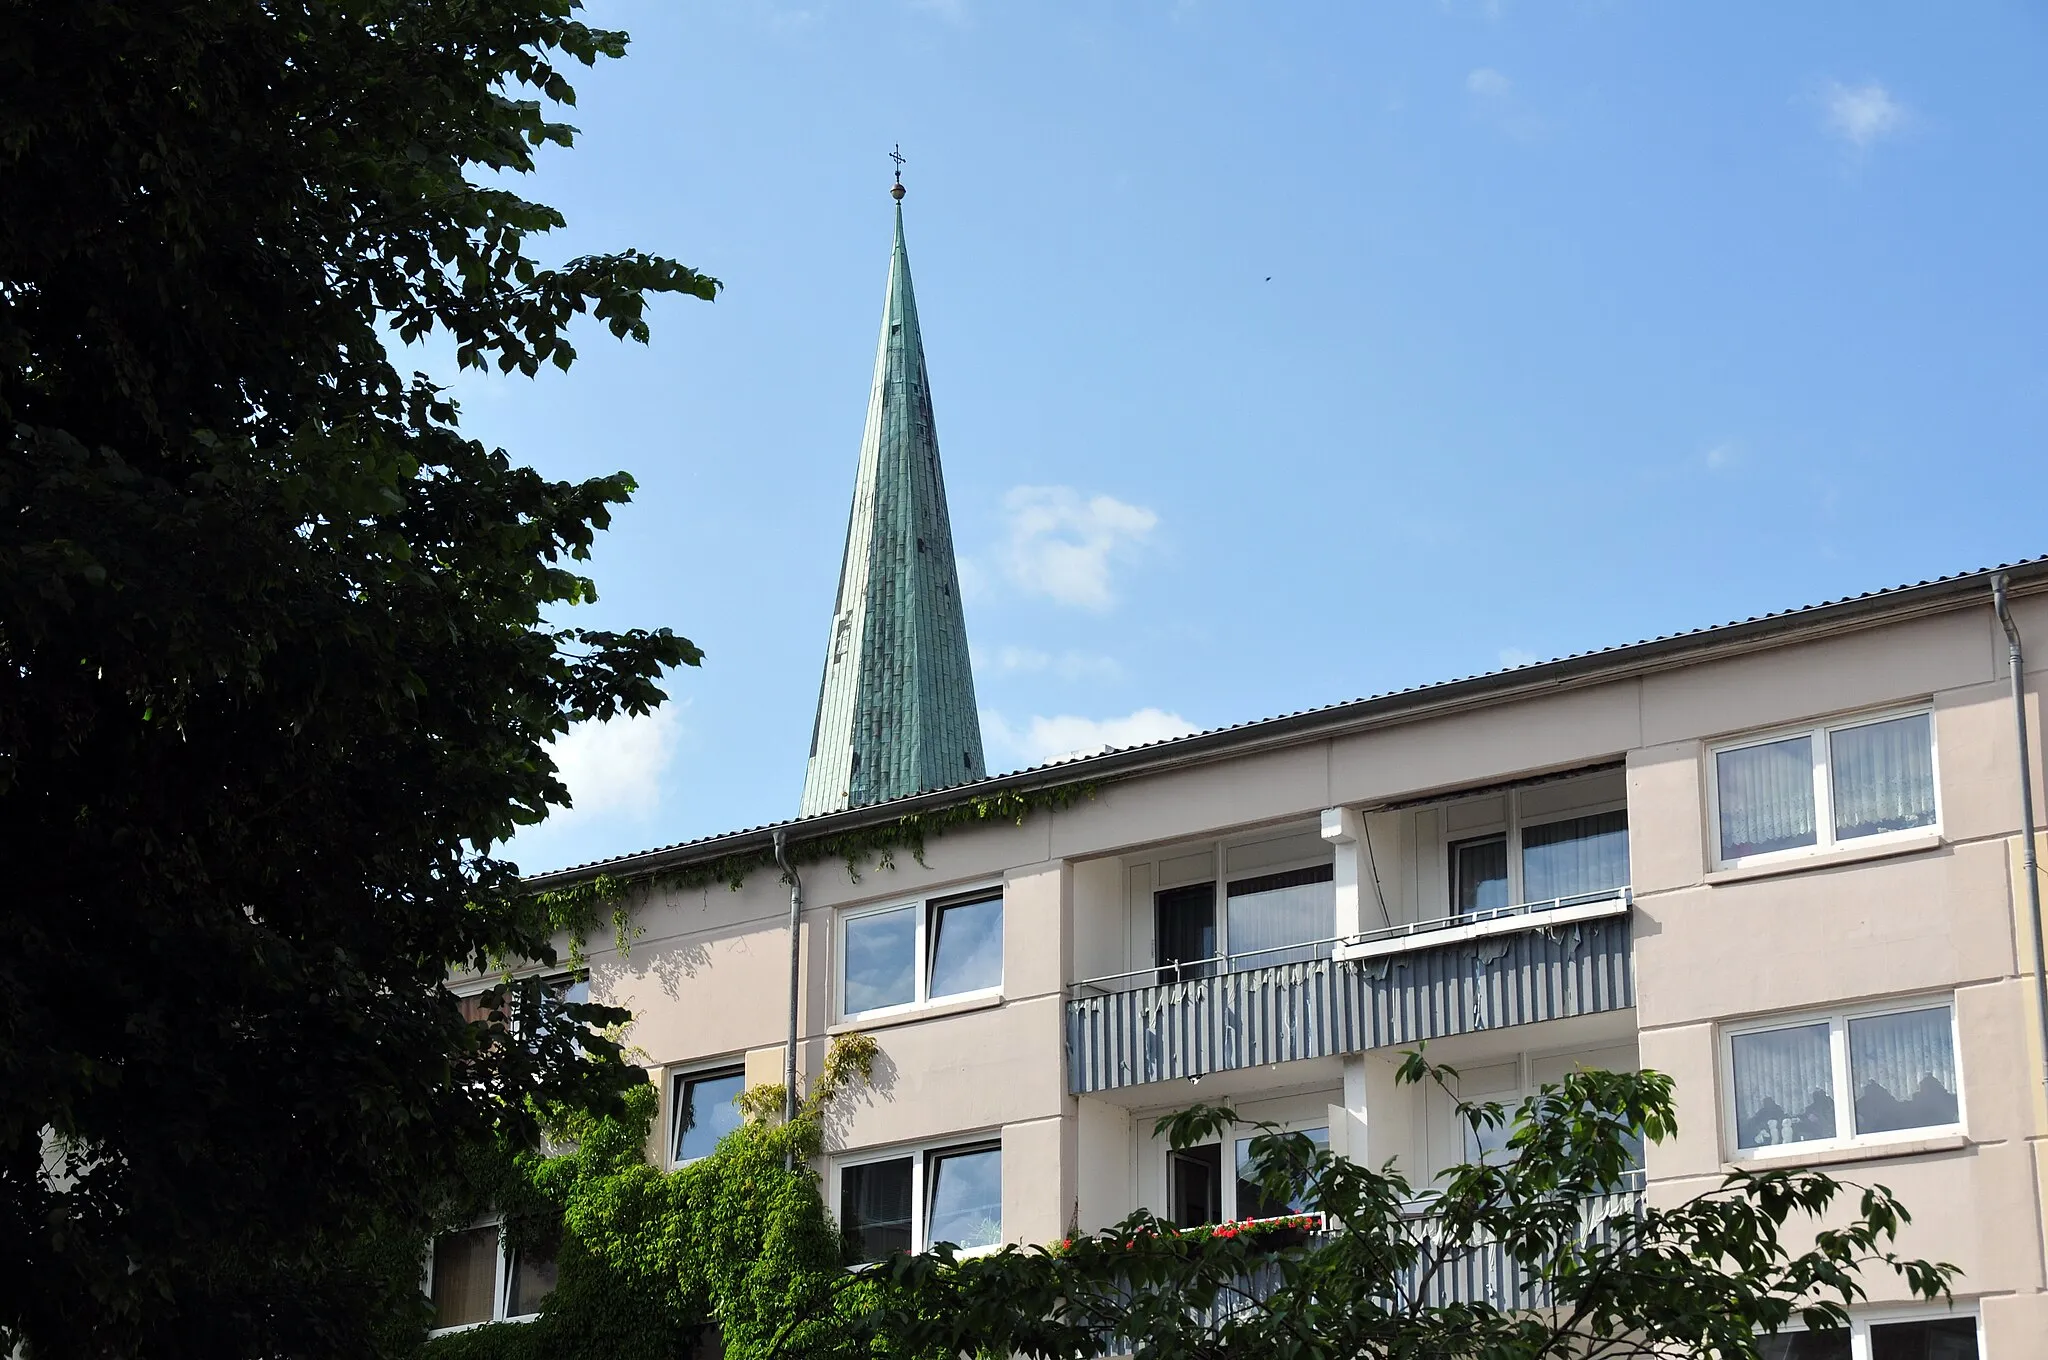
[430,1226,499,1329]
[1731,1023,1837,1150]
[1463,1113,1518,1166]
[840,1158,914,1263]
[1169,1144,1222,1228]
[505,1248,557,1317]
[1235,1127,1328,1219]
[1870,1317,1979,1360]
[1718,736,1818,859]
[674,1069,747,1163]
[1521,811,1630,903]
[1757,1332,1853,1360]
[844,907,916,1013]
[927,1146,1002,1249]
[1831,713,1936,841]
[1850,1007,1959,1136]
[929,895,1003,999]
[1452,836,1509,916]
[1226,865,1334,969]
[1155,883,1217,982]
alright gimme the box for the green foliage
[0,2,709,1354]
[851,1055,1961,1360]
[536,783,1099,947]
[419,1038,882,1360]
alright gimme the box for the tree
[853,1056,1961,1359]
[0,3,711,1354]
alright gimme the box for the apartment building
[432,192,2045,1355]
[499,557,2046,1357]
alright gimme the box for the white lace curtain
[1717,735,1817,858]
[1830,713,1936,840]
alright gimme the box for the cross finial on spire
[890,144,907,201]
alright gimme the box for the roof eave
[522,557,2048,891]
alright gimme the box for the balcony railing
[1089,1183,1648,1354]
[1065,890,1634,1094]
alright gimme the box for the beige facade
[528,562,2048,1355]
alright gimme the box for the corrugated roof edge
[521,553,2048,890]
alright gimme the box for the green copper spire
[801,193,985,816]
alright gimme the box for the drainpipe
[1992,574,2048,1104]
[773,829,803,1170]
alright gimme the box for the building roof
[525,555,2048,891]
[798,200,985,818]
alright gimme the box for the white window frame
[836,884,1004,1022]
[1164,1114,1332,1227]
[1440,787,1630,916]
[1707,705,1940,871]
[1721,996,1965,1161]
[422,1218,551,1334]
[833,1137,1005,1260]
[670,1061,747,1167]
[1758,1303,1982,1357]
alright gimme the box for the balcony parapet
[1065,890,1634,1095]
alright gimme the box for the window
[840,888,1003,1019]
[1226,865,1335,968]
[839,1141,1002,1263]
[1438,777,1630,918]
[672,1066,746,1164]
[1452,836,1509,916]
[1155,882,1216,983]
[1726,1001,1961,1156]
[1757,1312,1979,1359]
[1154,861,1335,981]
[427,1221,558,1330]
[1712,710,1937,867]
[1168,1124,1329,1227]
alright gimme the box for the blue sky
[457,0,2048,874]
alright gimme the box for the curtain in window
[1717,735,1818,859]
[1452,836,1509,916]
[430,1227,499,1329]
[1226,866,1334,969]
[841,1159,914,1262]
[926,1147,1002,1249]
[1155,883,1217,981]
[1730,1023,1836,1149]
[1521,811,1630,904]
[1849,1007,1958,1135]
[1830,713,1936,841]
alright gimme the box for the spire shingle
[800,204,984,815]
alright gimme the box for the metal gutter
[524,557,2048,892]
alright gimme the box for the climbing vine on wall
[531,779,1100,951]
[417,1035,887,1360]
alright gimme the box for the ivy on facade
[531,779,1099,952]
[417,1036,886,1360]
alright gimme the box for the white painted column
[1320,806,1366,937]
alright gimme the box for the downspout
[772,829,802,1171]
[1992,574,2048,1103]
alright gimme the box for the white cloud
[999,485,1158,610]
[1464,68,1545,140]
[1705,441,1737,472]
[1466,67,1512,100]
[544,707,680,822]
[973,645,1124,683]
[1498,647,1540,669]
[1822,79,1908,149]
[982,707,1198,769]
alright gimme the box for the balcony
[1065,890,1634,1095]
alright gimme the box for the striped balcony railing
[1065,890,1634,1095]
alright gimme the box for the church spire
[800,172,985,816]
